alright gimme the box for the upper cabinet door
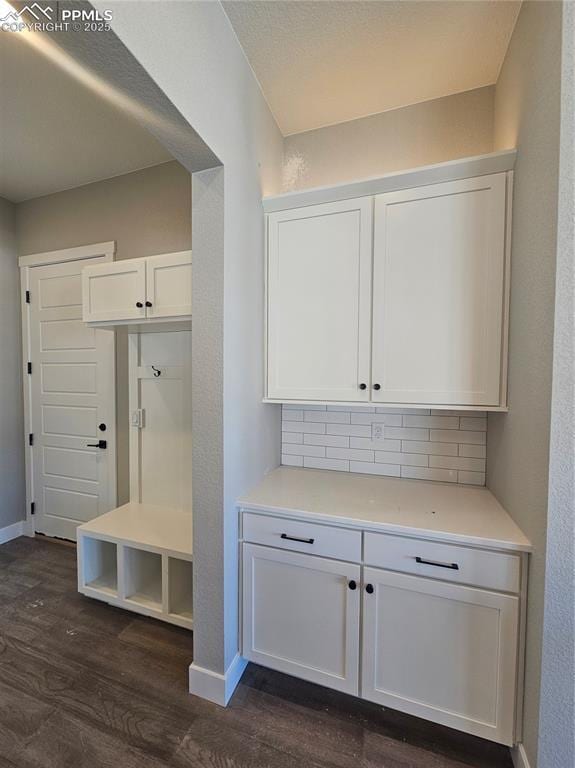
[82,259,146,323]
[145,251,192,319]
[372,174,507,406]
[267,198,372,402]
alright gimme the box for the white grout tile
[281,454,303,467]
[327,423,372,437]
[349,461,400,477]
[384,427,430,441]
[430,455,486,472]
[377,407,430,415]
[458,471,486,486]
[401,466,458,483]
[403,440,458,456]
[281,409,303,421]
[350,437,401,451]
[304,456,349,471]
[430,429,486,445]
[304,410,350,423]
[282,421,326,434]
[327,447,375,462]
[351,413,403,425]
[375,451,428,467]
[283,432,304,444]
[305,433,349,448]
[403,415,459,429]
[283,443,326,458]
[283,404,326,411]
[459,417,487,432]
[459,443,487,458]
[328,405,375,412]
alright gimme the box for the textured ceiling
[223,0,521,136]
[0,29,172,202]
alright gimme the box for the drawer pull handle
[415,556,459,570]
[280,533,315,544]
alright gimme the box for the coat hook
[152,366,161,377]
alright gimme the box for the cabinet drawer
[242,512,362,562]
[364,532,520,593]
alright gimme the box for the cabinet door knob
[145,301,153,308]
[359,383,367,390]
[136,302,143,308]
[365,583,374,594]
[348,580,357,590]
[373,383,381,391]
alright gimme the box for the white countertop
[238,468,531,552]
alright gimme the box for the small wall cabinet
[264,153,513,409]
[240,507,526,746]
[82,250,192,326]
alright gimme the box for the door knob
[373,383,381,391]
[136,302,143,308]
[86,440,107,449]
[359,383,367,390]
[145,301,152,307]
[365,583,374,594]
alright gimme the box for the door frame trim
[20,242,116,537]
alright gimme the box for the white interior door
[145,251,192,319]
[361,567,518,745]
[372,174,507,406]
[28,259,116,540]
[267,198,372,402]
[242,543,361,695]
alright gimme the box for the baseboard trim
[189,653,248,706]
[0,520,25,545]
[511,744,532,768]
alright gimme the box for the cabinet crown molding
[263,149,516,213]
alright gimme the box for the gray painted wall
[16,161,192,505]
[488,3,563,765]
[538,4,575,766]
[0,198,25,529]
[94,0,284,675]
[283,86,494,190]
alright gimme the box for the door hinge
[27,362,32,374]
[25,290,31,304]
[30,502,35,516]
[28,433,33,446]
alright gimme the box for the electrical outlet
[372,423,385,440]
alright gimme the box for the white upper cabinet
[264,152,513,409]
[372,174,507,406]
[82,251,192,327]
[82,259,146,323]
[267,198,373,402]
[145,251,193,319]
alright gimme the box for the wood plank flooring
[0,536,514,768]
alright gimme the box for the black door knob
[145,301,152,307]
[359,383,367,390]
[136,302,143,308]
[366,583,374,594]
[373,383,381,391]
[98,423,107,432]
[348,580,357,590]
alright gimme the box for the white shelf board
[79,502,193,559]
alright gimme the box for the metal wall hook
[152,366,162,377]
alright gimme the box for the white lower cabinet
[240,512,525,746]
[242,543,361,695]
[361,568,518,746]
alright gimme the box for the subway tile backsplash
[281,405,487,486]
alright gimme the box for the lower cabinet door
[242,543,360,695]
[361,568,518,745]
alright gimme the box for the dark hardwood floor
[0,536,513,768]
